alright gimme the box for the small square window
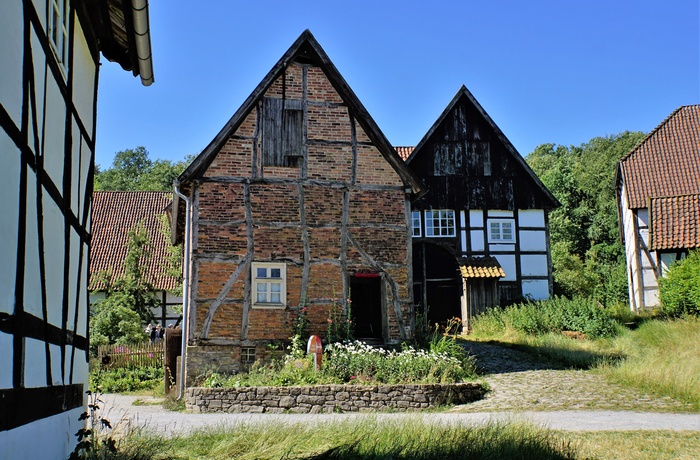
[424,209,455,237]
[241,347,256,364]
[411,210,422,237]
[252,262,286,308]
[488,219,515,243]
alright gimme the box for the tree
[90,224,159,350]
[526,132,646,303]
[95,146,192,191]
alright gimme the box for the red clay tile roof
[649,194,700,250]
[619,105,700,209]
[90,191,180,291]
[459,256,506,279]
[395,146,414,161]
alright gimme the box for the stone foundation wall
[186,383,485,413]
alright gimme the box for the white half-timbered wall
[465,208,552,300]
[620,184,660,311]
[0,2,97,458]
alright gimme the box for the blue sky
[95,0,699,169]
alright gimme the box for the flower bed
[186,382,485,413]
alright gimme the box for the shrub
[473,297,618,339]
[659,250,700,317]
[90,366,164,393]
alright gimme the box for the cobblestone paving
[451,340,693,413]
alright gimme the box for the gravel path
[98,340,699,436]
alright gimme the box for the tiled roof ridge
[619,104,699,164]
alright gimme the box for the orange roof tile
[89,191,180,291]
[395,146,414,161]
[619,105,700,209]
[649,194,700,250]
[459,256,506,279]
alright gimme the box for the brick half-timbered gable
[172,30,424,379]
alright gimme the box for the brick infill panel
[186,383,485,413]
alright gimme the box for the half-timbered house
[401,86,559,328]
[172,30,424,380]
[90,192,182,327]
[0,1,153,457]
[616,105,700,312]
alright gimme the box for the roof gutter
[173,181,190,399]
[131,0,154,86]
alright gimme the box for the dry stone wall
[186,383,485,413]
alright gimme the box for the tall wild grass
[92,418,577,460]
[599,317,700,410]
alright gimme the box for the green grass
[599,318,700,410]
[566,430,700,460]
[470,312,700,411]
[90,418,578,459]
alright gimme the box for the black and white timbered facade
[0,1,153,457]
[403,86,559,328]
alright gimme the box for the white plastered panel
[522,279,549,300]
[23,172,43,317]
[71,24,95,132]
[24,337,46,388]
[43,196,65,327]
[520,254,549,276]
[517,209,545,227]
[519,230,546,251]
[0,133,20,313]
[470,230,484,251]
[43,74,67,187]
[469,210,483,227]
[0,332,13,387]
[493,254,516,281]
[0,0,23,127]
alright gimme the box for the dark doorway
[413,243,462,327]
[350,275,383,339]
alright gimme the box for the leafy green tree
[90,224,159,350]
[527,132,646,303]
[95,146,192,191]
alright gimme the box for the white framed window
[488,219,515,243]
[411,210,422,237]
[49,0,70,74]
[424,209,455,237]
[252,262,286,308]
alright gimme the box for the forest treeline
[526,131,646,303]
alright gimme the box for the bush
[473,297,619,339]
[90,366,164,393]
[659,250,700,317]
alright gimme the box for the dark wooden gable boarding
[406,86,558,327]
